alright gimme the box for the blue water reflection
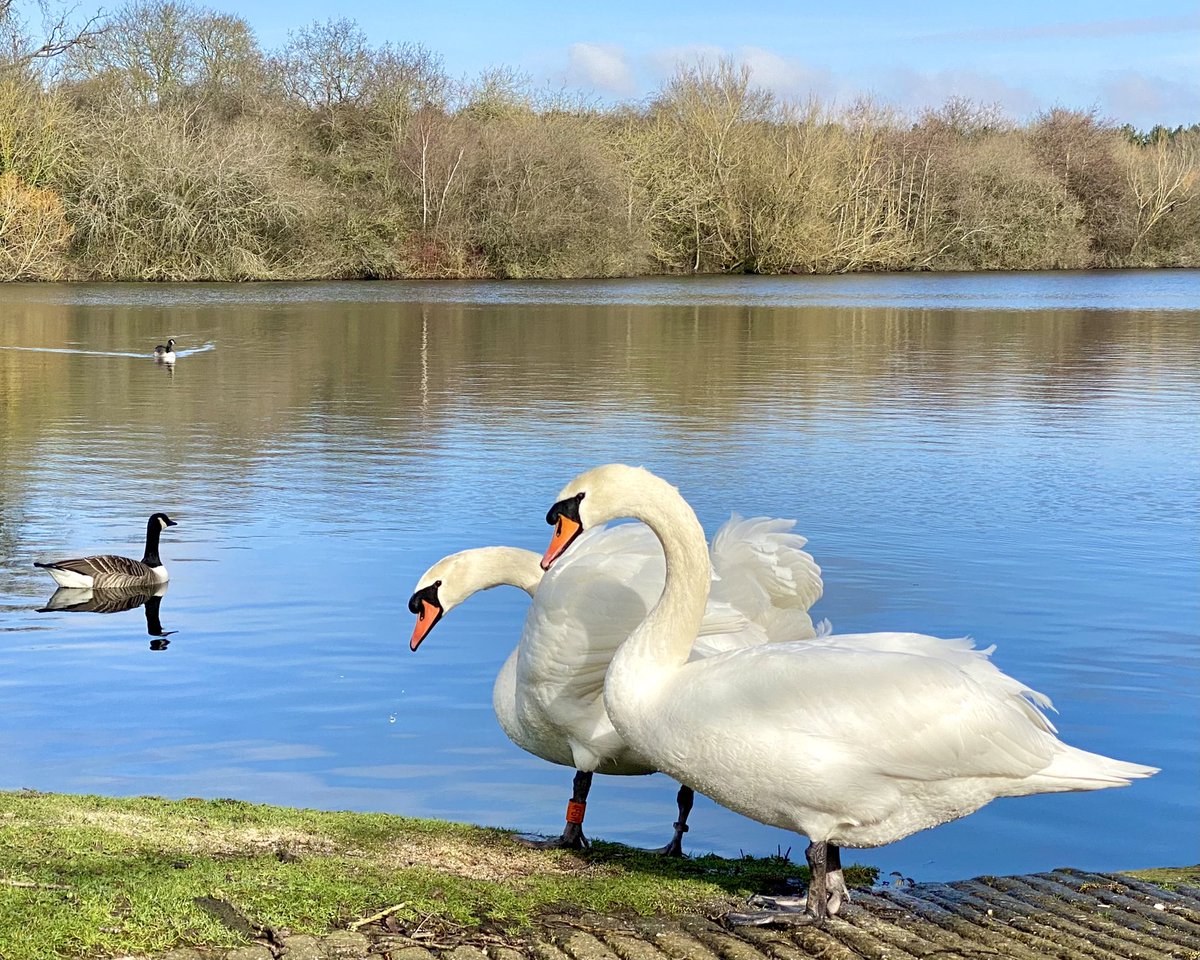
[0,271,1196,880]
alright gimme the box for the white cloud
[555,41,1189,126]
[1101,70,1200,129]
[642,43,728,83]
[564,42,636,96]
[738,46,836,101]
[872,66,1041,121]
[639,43,837,104]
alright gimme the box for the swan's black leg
[517,770,592,850]
[655,784,693,857]
[805,840,829,920]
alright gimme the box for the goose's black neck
[142,518,164,567]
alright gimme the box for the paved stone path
[163,869,1200,960]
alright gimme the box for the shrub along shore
[1,3,1198,283]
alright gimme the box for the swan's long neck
[462,547,543,599]
[142,520,164,567]
[605,474,710,697]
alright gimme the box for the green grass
[0,790,877,960]
[1125,865,1200,890]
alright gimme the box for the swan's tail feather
[1025,744,1159,793]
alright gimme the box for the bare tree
[366,41,447,134]
[1124,136,1198,257]
[275,19,368,107]
[62,0,259,108]
[0,0,106,75]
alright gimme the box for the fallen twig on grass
[2,878,71,890]
[348,902,408,931]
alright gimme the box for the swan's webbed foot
[746,893,807,910]
[652,821,688,857]
[725,906,823,927]
[745,874,849,913]
[516,824,589,851]
[727,841,846,926]
[726,893,832,927]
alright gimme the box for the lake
[0,270,1196,881]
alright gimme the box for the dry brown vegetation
[1,0,1197,281]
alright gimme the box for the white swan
[408,516,825,853]
[540,464,1159,920]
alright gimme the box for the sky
[37,0,1190,129]
[115,1,1200,128]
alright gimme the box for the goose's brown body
[35,513,177,589]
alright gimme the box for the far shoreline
[4,263,1200,287]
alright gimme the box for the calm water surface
[1,270,1196,880]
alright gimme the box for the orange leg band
[565,800,587,825]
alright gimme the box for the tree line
[1,0,1197,281]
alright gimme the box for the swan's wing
[517,523,660,718]
[708,514,823,642]
[689,615,770,659]
[709,514,823,611]
[556,521,781,660]
[680,639,1060,783]
[823,632,1056,719]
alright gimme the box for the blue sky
[201,2,1200,127]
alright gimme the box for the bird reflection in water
[38,583,178,650]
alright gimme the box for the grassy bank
[1126,865,1200,889]
[0,790,876,960]
[1,3,1198,282]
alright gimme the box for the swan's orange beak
[409,599,443,651]
[541,514,582,570]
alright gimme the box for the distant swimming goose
[153,338,176,362]
[35,513,178,589]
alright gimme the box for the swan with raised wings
[35,513,178,589]
[540,465,1158,921]
[408,515,824,854]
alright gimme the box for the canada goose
[35,513,178,589]
[540,464,1157,922]
[153,338,176,362]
